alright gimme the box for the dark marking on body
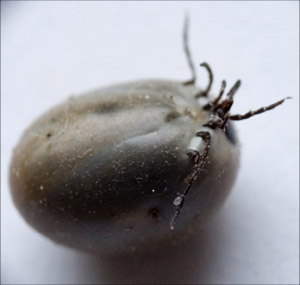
[165,111,181,122]
[94,101,122,114]
[148,207,161,220]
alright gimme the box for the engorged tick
[9,15,289,254]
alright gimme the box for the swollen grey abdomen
[10,80,239,254]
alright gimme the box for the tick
[9,17,289,254]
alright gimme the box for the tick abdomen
[10,80,239,254]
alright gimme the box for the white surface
[1,1,299,284]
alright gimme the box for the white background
[1,1,299,284]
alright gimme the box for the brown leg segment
[182,14,196,86]
[227,80,241,98]
[195,63,214,98]
[213,80,227,105]
[170,131,211,230]
[229,97,291,121]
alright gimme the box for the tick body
[9,18,288,254]
[10,80,240,253]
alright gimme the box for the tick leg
[213,80,227,105]
[203,115,225,129]
[203,80,240,122]
[202,80,227,111]
[182,14,196,86]
[229,97,291,121]
[220,113,230,130]
[227,80,241,99]
[203,98,233,130]
[170,131,211,230]
[195,63,214,98]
